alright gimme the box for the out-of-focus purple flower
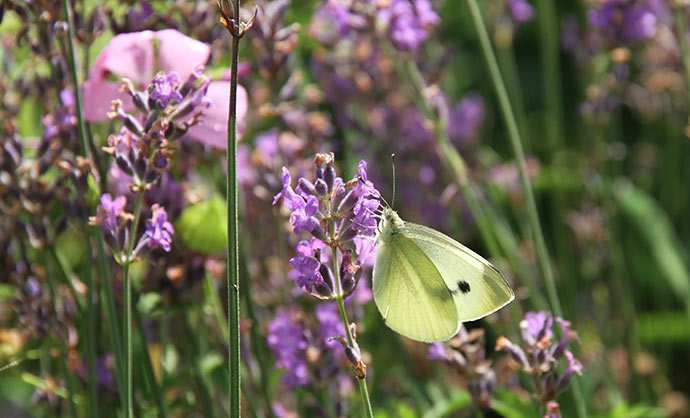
[556,350,584,391]
[507,0,535,23]
[150,71,183,108]
[521,310,554,345]
[96,193,127,232]
[428,342,449,361]
[448,94,485,144]
[267,311,310,388]
[255,129,280,166]
[237,145,258,188]
[378,0,440,51]
[588,1,659,44]
[496,311,584,410]
[144,204,174,252]
[315,303,346,349]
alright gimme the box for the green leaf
[200,352,224,374]
[638,311,690,343]
[56,224,87,270]
[175,197,227,255]
[615,182,690,321]
[492,388,539,418]
[137,292,162,316]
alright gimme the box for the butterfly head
[379,207,404,238]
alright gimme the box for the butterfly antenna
[391,153,396,208]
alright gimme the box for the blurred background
[1,0,690,417]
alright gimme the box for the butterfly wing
[400,222,514,322]
[373,233,460,342]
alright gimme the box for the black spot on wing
[458,280,471,294]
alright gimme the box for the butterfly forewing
[373,233,460,342]
[399,223,515,322]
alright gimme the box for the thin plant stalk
[63,1,101,415]
[328,219,375,418]
[535,0,564,152]
[133,301,167,418]
[96,234,126,398]
[464,1,586,416]
[674,6,690,108]
[123,192,145,418]
[221,0,243,414]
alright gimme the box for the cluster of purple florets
[496,311,584,415]
[273,152,380,297]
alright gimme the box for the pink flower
[83,29,247,149]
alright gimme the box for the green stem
[183,311,215,418]
[123,192,145,418]
[328,219,375,418]
[464,2,587,416]
[83,235,98,418]
[535,0,564,152]
[225,1,242,415]
[239,218,275,417]
[96,233,126,402]
[133,300,167,418]
[674,6,690,107]
[48,246,83,313]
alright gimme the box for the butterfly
[372,207,514,342]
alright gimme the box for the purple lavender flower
[496,311,584,411]
[288,255,323,292]
[448,94,485,144]
[96,193,127,232]
[507,0,535,23]
[378,0,441,51]
[274,153,381,385]
[289,195,319,234]
[427,342,449,361]
[272,167,300,210]
[315,303,346,349]
[144,204,174,252]
[150,71,184,108]
[588,0,659,44]
[267,311,310,388]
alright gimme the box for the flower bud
[319,263,335,293]
[341,274,356,294]
[314,178,328,196]
[336,190,358,216]
[298,178,317,196]
[314,282,332,297]
[311,220,329,242]
[323,165,335,192]
[338,225,357,242]
[116,155,133,175]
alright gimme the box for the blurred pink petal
[156,29,210,76]
[187,81,248,149]
[83,30,211,122]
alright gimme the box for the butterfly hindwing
[372,233,460,342]
[399,222,515,322]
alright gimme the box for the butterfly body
[372,207,514,342]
